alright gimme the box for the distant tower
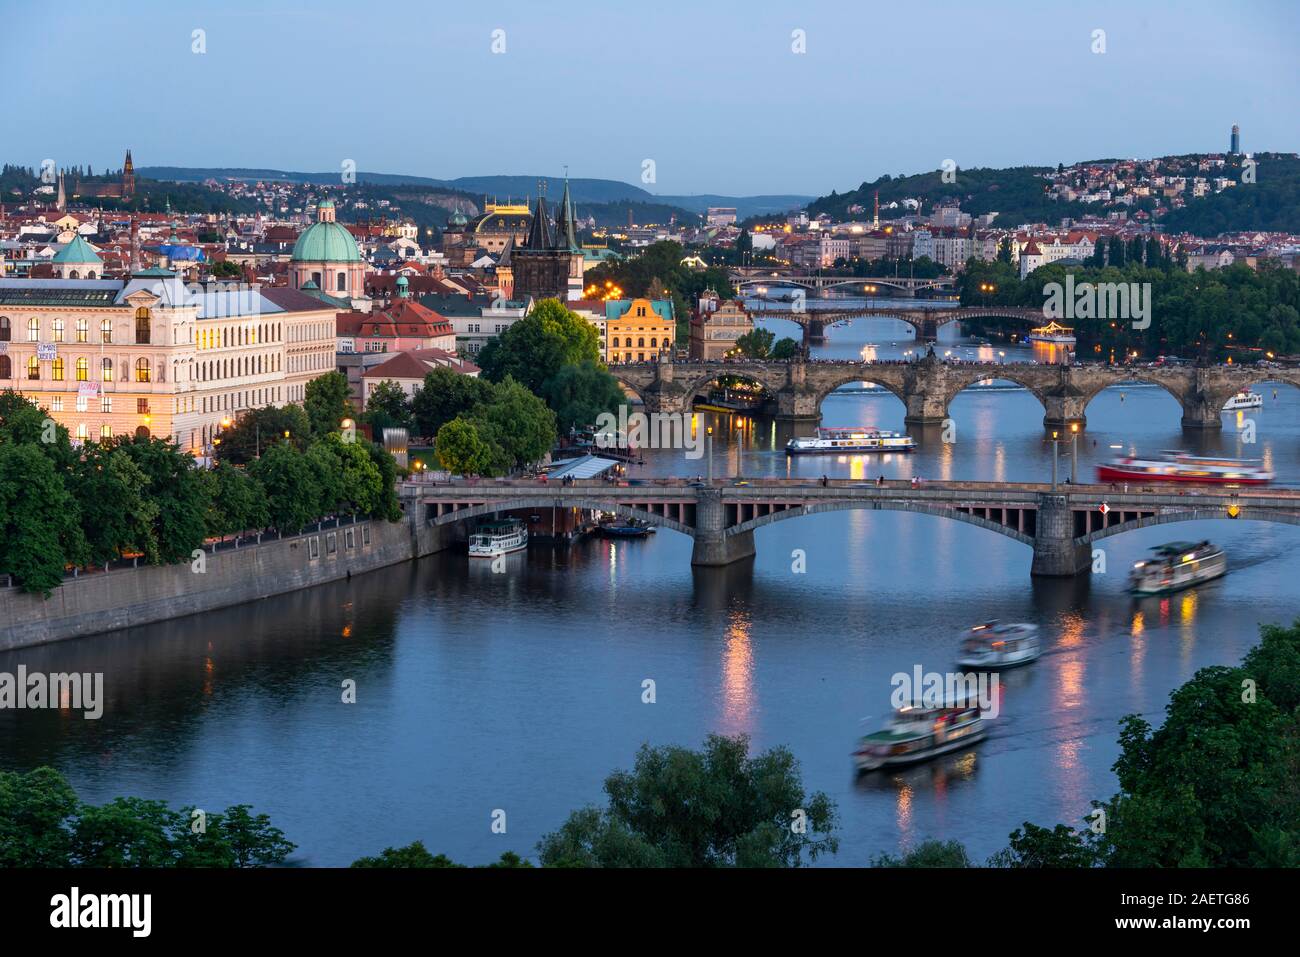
[56,171,66,212]
[122,149,135,199]
[872,190,880,229]
[129,216,141,273]
[1230,124,1240,155]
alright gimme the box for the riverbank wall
[0,494,453,652]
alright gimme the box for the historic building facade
[604,297,675,364]
[0,275,336,458]
[511,181,584,303]
[289,199,367,301]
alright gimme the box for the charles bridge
[609,354,1300,431]
[416,477,1300,574]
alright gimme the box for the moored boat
[852,703,988,773]
[599,519,653,539]
[1222,390,1263,411]
[1096,451,1273,485]
[1129,540,1226,595]
[786,426,916,455]
[468,518,529,558]
[955,621,1041,669]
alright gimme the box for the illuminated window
[101,318,112,343]
[135,308,151,344]
[135,357,151,382]
[27,356,40,379]
[28,317,39,341]
[52,357,64,381]
[76,317,88,342]
[100,424,112,438]
[101,357,113,382]
[52,318,64,342]
[76,423,88,441]
[101,396,112,413]
[76,357,88,381]
[51,396,63,411]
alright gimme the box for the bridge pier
[1030,493,1091,577]
[804,317,826,345]
[691,488,756,566]
[775,388,821,422]
[1042,393,1088,434]
[903,389,949,426]
[1180,394,1225,430]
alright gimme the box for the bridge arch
[679,368,785,408]
[943,367,1053,409]
[429,497,697,538]
[812,370,909,409]
[726,498,1034,546]
[1080,373,1192,410]
[1080,509,1300,545]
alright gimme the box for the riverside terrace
[414,477,1300,574]
[608,354,1300,430]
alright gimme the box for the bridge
[610,354,1300,430]
[744,302,1043,345]
[730,269,956,296]
[415,478,1300,574]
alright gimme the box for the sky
[4,0,1298,198]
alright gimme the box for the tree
[352,841,465,868]
[770,337,800,360]
[540,361,626,432]
[987,823,1095,867]
[205,461,270,538]
[477,299,601,394]
[362,379,413,436]
[309,433,385,517]
[471,377,556,471]
[0,390,77,469]
[0,443,87,593]
[411,367,495,439]
[873,840,972,867]
[249,443,321,533]
[213,404,310,465]
[116,436,209,564]
[735,328,776,358]
[72,444,160,564]
[303,371,352,439]
[434,417,491,476]
[0,767,78,867]
[537,734,838,868]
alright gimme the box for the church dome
[291,220,361,263]
[447,210,468,228]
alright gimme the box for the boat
[1096,451,1273,485]
[1129,540,1227,595]
[1222,390,1263,411]
[1026,321,1076,345]
[599,519,654,539]
[786,426,916,455]
[468,518,528,558]
[853,703,988,773]
[955,621,1041,669]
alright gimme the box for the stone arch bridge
[610,355,1300,430]
[745,304,1043,345]
[417,478,1300,574]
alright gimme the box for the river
[2,315,1298,866]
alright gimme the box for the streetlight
[1051,430,1059,489]
[706,425,714,485]
[1070,422,1079,484]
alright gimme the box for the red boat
[1096,451,1273,486]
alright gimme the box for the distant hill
[1160,153,1300,237]
[137,167,811,221]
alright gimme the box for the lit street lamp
[1070,422,1079,484]
[706,425,714,485]
[1051,430,1059,490]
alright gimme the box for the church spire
[523,180,553,249]
[556,176,579,252]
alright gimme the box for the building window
[135,308,151,344]
[102,357,113,382]
[101,318,112,343]
[637,337,645,347]
[76,423,87,441]
[52,318,64,342]
[52,357,64,381]
[137,398,150,414]
[337,272,347,292]
[50,396,62,411]
[75,356,88,381]
[76,317,88,342]
[135,357,151,382]
[76,395,88,413]
[27,356,39,379]
[101,396,112,413]
[100,424,112,439]
[28,318,39,341]
[0,317,9,341]
[0,355,8,378]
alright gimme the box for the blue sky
[5,0,1297,196]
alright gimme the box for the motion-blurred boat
[1096,451,1273,485]
[1129,541,1226,595]
[853,702,987,773]
[1222,390,1263,411]
[955,621,1041,669]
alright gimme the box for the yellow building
[0,274,336,459]
[604,297,675,364]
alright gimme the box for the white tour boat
[1025,321,1076,345]
[468,518,529,558]
[1222,390,1263,411]
[786,427,916,455]
[955,621,1041,669]
[1129,541,1227,596]
[853,702,988,773]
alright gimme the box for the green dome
[291,220,361,263]
[53,234,102,264]
[448,210,468,227]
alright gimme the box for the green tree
[477,298,601,394]
[0,443,88,593]
[873,839,972,867]
[72,444,160,564]
[434,417,492,476]
[249,443,321,533]
[213,404,310,465]
[304,371,353,439]
[116,436,209,564]
[537,734,838,868]
[0,767,78,867]
[735,328,776,359]
[471,377,556,471]
[411,367,495,439]
[987,823,1095,867]
[0,390,77,469]
[70,797,178,868]
[540,360,627,431]
[352,841,466,868]
[362,379,413,436]
[205,461,270,538]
